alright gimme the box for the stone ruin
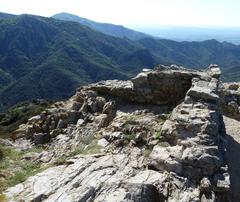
[4,64,231,201]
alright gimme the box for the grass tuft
[0,145,46,192]
[155,130,162,140]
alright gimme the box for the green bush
[0,100,50,138]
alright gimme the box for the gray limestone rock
[5,64,231,202]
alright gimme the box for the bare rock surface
[5,148,200,202]
[89,64,204,106]
[148,65,231,201]
[3,64,233,202]
[220,82,240,120]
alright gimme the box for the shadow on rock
[226,134,240,202]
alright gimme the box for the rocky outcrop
[88,64,204,106]
[3,64,231,201]
[219,82,240,120]
[5,149,202,202]
[149,65,230,201]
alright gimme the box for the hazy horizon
[1,0,240,28]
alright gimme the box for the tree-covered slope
[0,14,155,110]
[0,12,240,110]
[52,12,240,81]
[138,38,240,80]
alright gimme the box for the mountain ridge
[52,12,152,40]
[0,12,240,110]
[0,13,156,110]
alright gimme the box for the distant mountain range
[135,26,240,45]
[52,12,152,40]
[53,13,240,45]
[0,12,240,110]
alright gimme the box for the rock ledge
[4,64,231,202]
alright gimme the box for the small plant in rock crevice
[124,133,136,143]
[155,130,162,140]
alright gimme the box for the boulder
[67,110,80,124]
[149,145,183,174]
[33,133,50,145]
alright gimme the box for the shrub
[0,101,50,138]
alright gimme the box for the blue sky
[0,0,239,27]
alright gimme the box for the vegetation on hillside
[0,145,47,192]
[0,14,154,110]
[0,100,51,138]
[52,12,151,40]
[0,100,51,193]
[0,13,240,111]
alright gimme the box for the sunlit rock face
[4,64,231,202]
[219,82,240,120]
